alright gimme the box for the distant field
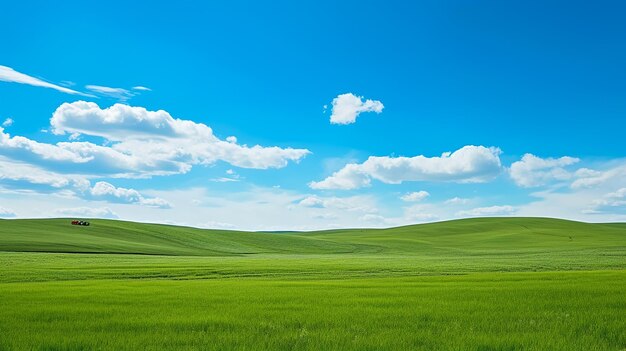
[0,218,625,350]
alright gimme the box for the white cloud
[132,86,151,91]
[311,213,339,220]
[5,173,625,230]
[606,188,626,199]
[54,206,118,219]
[444,197,470,205]
[209,177,240,183]
[210,169,242,183]
[137,197,171,208]
[2,118,13,127]
[400,191,430,202]
[309,164,371,190]
[298,195,378,213]
[310,145,502,190]
[89,181,171,208]
[0,65,90,96]
[199,221,237,230]
[150,187,382,231]
[1,125,176,177]
[402,203,440,223]
[0,155,88,189]
[0,206,16,218]
[298,196,325,207]
[457,205,516,217]
[0,102,308,181]
[513,158,626,222]
[510,154,580,187]
[329,93,384,125]
[85,85,135,101]
[571,164,626,189]
[406,212,438,222]
[48,101,310,174]
[359,214,387,223]
[0,156,169,208]
[586,188,626,214]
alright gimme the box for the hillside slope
[0,219,358,256]
[305,217,626,254]
[0,217,624,256]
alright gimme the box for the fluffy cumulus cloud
[89,181,171,208]
[329,93,384,125]
[47,101,310,175]
[0,206,16,218]
[0,65,90,96]
[457,205,516,217]
[54,206,118,219]
[510,154,580,187]
[0,101,312,216]
[310,145,502,190]
[0,125,175,177]
[400,191,430,202]
[0,102,309,181]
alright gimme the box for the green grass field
[0,217,625,350]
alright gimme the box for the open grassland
[0,217,625,350]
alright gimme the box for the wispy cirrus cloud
[210,177,240,183]
[444,197,470,205]
[85,84,152,101]
[132,86,151,91]
[0,65,92,96]
[85,85,136,101]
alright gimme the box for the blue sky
[1,0,625,229]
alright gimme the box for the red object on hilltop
[71,220,90,226]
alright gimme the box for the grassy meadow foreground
[0,218,624,350]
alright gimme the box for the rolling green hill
[1,217,625,350]
[0,217,624,256]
